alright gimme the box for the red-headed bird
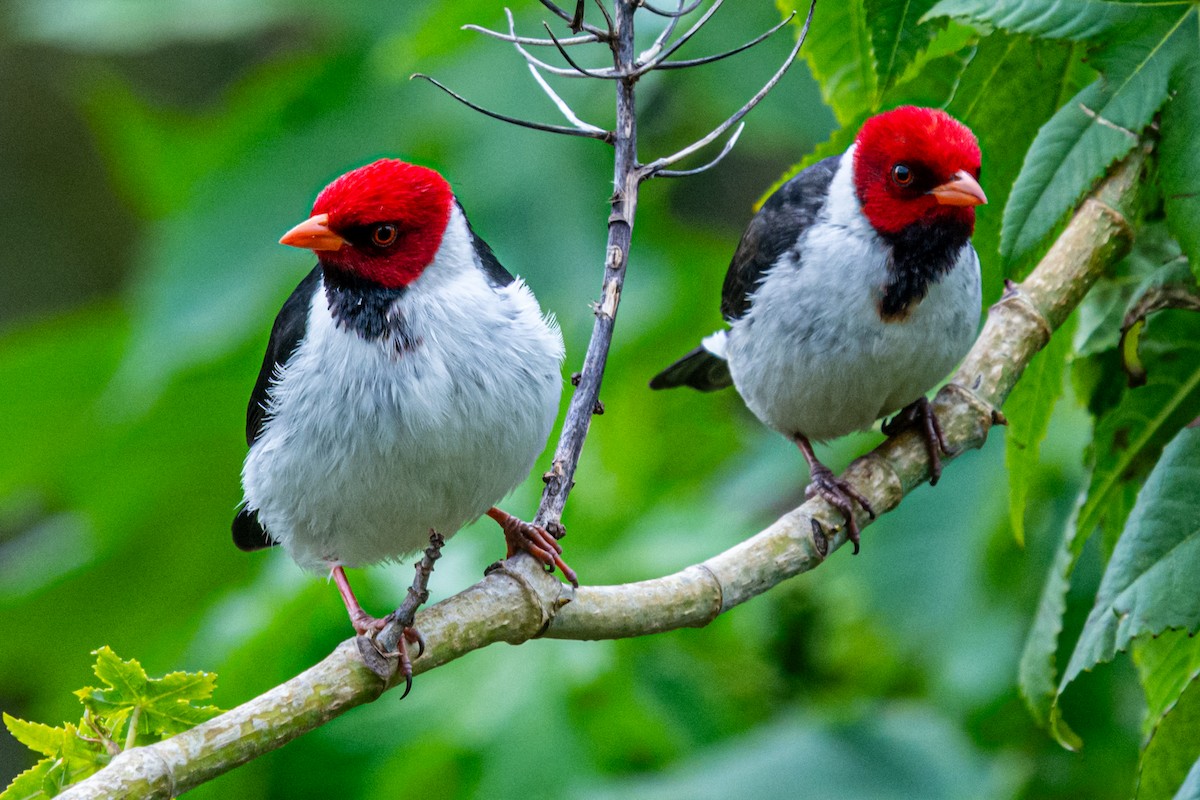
[235,159,572,650]
[651,107,987,551]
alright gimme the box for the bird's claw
[364,624,424,699]
[883,396,956,486]
[805,464,876,555]
[492,509,579,587]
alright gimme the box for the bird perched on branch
[234,158,573,656]
[652,106,986,552]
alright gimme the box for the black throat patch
[321,265,419,353]
[877,219,971,321]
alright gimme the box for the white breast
[726,150,981,441]
[241,209,564,571]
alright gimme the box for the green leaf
[0,714,108,798]
[1062,426,1200,689]
[1075,312,1200,558]
[1120,262,1200,385]
[0,759,53,800]
[1005,315,1075,545]
[1173,755,1200,800]
[1159,30,1200,284]
[1075,220,1188,358]
[2,714,69,759]
[946,34,1093,283]
[1000,78,1158,268]
[1139,674,1200,800]
[90,646,149,701]
[924,0,1138,42]
[1000,8,1195,267]
[864,0,942,96]
[793,0,877,123]
[74,647,222,742]
[1135,630,1200,740]
[1018,501,1083,749]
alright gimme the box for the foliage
[0,1,1197,799]
[1,649,221,799]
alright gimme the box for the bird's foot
[487,507,579,587]
[805,463,876,555]
[882,396,958,486]
[349,610,389,637]
[364,531,444,697]
[367,623,426,699]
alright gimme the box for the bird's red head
[279,159,454,288]
[852,106,986,237]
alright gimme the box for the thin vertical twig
[534,0,641,534]
[417,0,816,558]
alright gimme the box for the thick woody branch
[57,142,1150,800]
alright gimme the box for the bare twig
[630,0,725,75]
[652,122,744,177]
[527,64,609,133]
[464,24,598,48]
[543,21,616,78]
[410,74,612,142]
[56,144,1151,800]
[637,2,813,176]
[533,0,642,532]
[425,1,817,531]
[591,0,616,37]
[497,8,617,78]
[540,0,610,38]
[640,0,707,17]
[637,0,689,63]
[656,11,794,70]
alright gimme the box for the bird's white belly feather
[241,272,563,571]
[727,230,980,441]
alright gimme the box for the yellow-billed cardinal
[652,107,987,552]
[234,158,573,642]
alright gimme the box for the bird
[651,106,986,552]
[233,158,573,664]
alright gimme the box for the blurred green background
[0,2,1141,798]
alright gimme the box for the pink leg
[330,565,387,635]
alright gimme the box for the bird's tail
[232,506,278,552]
[649,331,733,392]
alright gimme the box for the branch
[409,74,612,141]
[637,2,813,177]
[654,12,794,70]
[56,141,1150,800]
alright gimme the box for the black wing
[245,266,322,446]
[720,154,842,322]
[234,266,321,552]
[457,200,515,288]
[649,345,732,392]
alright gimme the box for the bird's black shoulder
[720,154,842,321]
[245,265,321,446]
[457,200,515,288]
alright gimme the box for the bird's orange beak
[279,213,346,251]
[929,170,988,207]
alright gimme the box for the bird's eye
[891,164,913,186]
[371,224,399,247]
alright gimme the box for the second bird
[652,107,987,551]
